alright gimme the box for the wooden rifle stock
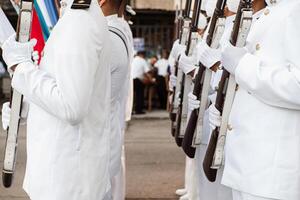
[203,69,229,182]
[182,0,227,158]
[203,0,253,182]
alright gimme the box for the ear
[99,0,106,6]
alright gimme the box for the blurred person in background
[154,50,170,110]
[131,51,151,114]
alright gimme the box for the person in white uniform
[155,50,170,109]
[184,1,266,199]
[174,9,209,200]
[1,0,112,199]
[187,2,236,200]
[209,0,300,199]
[131,51,150,114]
[99,0,130,199]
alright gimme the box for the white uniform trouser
[112,146,126,200]
[185,157,193,190]
[232,190,279,200]
[185,157,199,199]
[195,144,232,200]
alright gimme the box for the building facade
[128,0,186,55]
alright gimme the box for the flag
[36,0,54,29]
[31,8,45,64]
[34,1,51,40]
[44,0,59,26]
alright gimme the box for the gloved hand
[171,39,186,60]
[169,74,177,90]
[188,92,200,112]
[1,34,37,74]
[32,50,39,66]
[196,40,221,68]
[179,54,197,74]
[221,41,247,75]
[2,101,30,131]
[208,104,221,130]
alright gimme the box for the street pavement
[0,111,186,200]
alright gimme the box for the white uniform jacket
[107,14,130,178]
[11,1,112,199]
[222,1,300,199]
[119,19,134,123]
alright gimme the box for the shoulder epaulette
[71,0,92,9]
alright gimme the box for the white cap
[197,13,207,29]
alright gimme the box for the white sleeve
[11,17,102,125]
[235,13,300,110]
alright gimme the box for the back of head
[112,0,123,9]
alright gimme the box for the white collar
[106,14,118,21]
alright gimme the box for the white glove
[188,92,200,111]
[209,104,221,130]
[171,39,186,60]
[196,40,221,68]
[169,74,177,90]
[179,54,197,74]
[2,102,10,131]
[32,50,39,66]
[1,34,37,74]
[2,101,29,131]
[221,41,247,75]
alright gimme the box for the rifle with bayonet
[182,0,227,158]
[203,0,253,182]
[170,0,192,143]
[2,0,33,188]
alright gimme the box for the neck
[102,6,118,17]
[252,0,267,13]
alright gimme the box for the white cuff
[235,53,261,91]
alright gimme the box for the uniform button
[228,125,233,131]
[264,9,270,15]
[256,44,261,51]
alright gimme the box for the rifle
[170,0,192,142]
[203,0,253,182]
[174,0,202,147]
[2,0,33,188]
[182,0,227,158]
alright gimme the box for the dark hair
[112,0,123,8]
[137,51,146,57]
